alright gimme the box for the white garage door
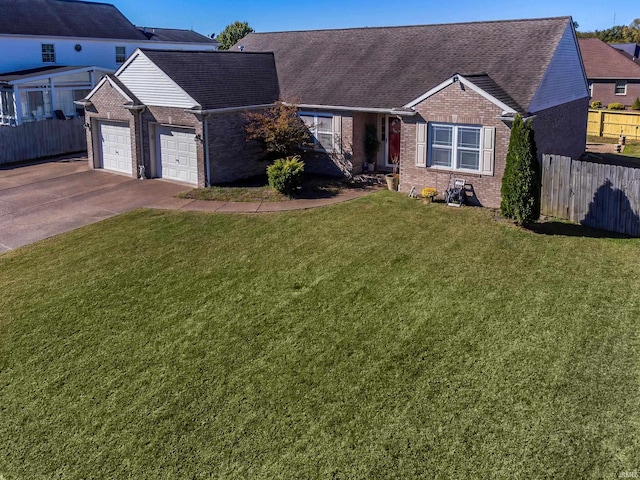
[157,126,198,184]
[98,121,132,174]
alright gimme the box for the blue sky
[113,0,639,38]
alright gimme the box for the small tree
[500,114,540,224]
[216,21,254,50]
[632,97,640,111]
[245,101,311,160]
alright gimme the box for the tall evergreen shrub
[500,114,541,224]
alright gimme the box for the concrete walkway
[148,188,376,213]
[0,156,378,252]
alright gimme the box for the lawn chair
[444,177,465,207]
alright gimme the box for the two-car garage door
[97,121,198,185]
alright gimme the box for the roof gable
[0,0,147,40]
[116,50,199,109]
[137,49,279,110]
[238,17,572,111]
[578,38,640,79]
[529,22,588,112]
[404,74,520,113]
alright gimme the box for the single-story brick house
[80,17,589,208]
[79,49,279,185]
[578,38,640,108]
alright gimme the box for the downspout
[138,108,146,179]
[204,114,211,186]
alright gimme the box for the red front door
[387,117,401,167]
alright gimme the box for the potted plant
[364,123,380,173]
[421,187,437,204]
[385,155,400,191]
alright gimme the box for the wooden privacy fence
[541,154,640,236]
[587,109,640,140]
[0,117,86,165]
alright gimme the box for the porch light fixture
[194,133,203,143]
[83,122,91,130]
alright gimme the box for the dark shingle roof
[461,74,523,112]
[0,0,147,40]
[137,26,217,44]
[140,49,279,110]
[579,38,640,79]
[238,17,572,111]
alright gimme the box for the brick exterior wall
[207,111,267,184]
[590,80,640,108]
[399,82,510,208]
[531,97,589,161]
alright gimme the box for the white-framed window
[300,112,334,152]
[588,81,593,97]
[429,123,482,172]
[615,80,627,95]
[115,46,126,63]
[41,44,55,63]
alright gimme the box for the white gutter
[290,103,417,116]
[188,103,276,115]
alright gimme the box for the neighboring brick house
[240,17,588,208]
[578,38,640,108]
[81,17,589,208]
[79,49,278,186]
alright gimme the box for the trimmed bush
[608,102,625,110]
[267,156,305,195]
[500,114,540,225]
[590,100,602,108]
[632,97,640,111]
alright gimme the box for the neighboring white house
[0,0,218,125]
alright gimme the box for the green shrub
[608,102,625,110]
[590,100,602,108]
[267,156,305,195]
[500,114,540,225]
[632,97,640,111]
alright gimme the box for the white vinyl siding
[117,53,197,108]
[529,22,589,112]
[428,124,482,172]
[300,112,335,152]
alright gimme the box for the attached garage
[98,121,132,175]
[156,126,198,184]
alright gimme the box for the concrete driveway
[0,157,190,252]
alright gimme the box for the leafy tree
[245,101,311,159]
[500,114,540,224]
[216,21,254,50]
[632,97,640,111]
[576,18,640,43]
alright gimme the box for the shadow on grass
[525,221,633,239]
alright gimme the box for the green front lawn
[1,192,640,478]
